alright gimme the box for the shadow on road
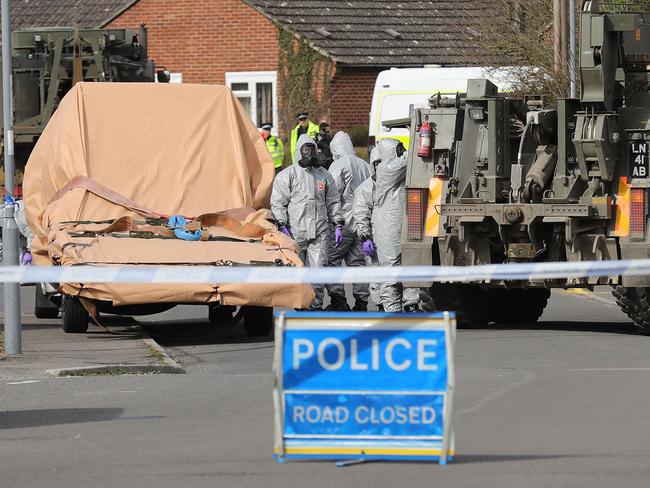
[452,453,591,464]
[0,408,124,430]
[140,319,274,347]
[484,320,637,335]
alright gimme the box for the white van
[368,67,512,150]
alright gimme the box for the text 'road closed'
[284,393,444,438]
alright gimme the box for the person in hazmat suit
[352,146,382,309]
[352,138,420,312]
[324,131,372,311]
[271,134,344,310]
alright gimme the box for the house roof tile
[244,0,485,66]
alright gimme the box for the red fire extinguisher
[417,116,432,158]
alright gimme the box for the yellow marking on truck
[614,176,630,237]
[425,177,444,237]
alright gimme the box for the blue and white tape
[0,259,649,284]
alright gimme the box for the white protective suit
[352,139,419,312]
[271,134,343,309]
[325,131,371,309]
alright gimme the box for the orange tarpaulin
[23,82,313,308]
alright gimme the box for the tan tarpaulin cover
[23,82,314,308]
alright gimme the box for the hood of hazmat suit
[330,131,356,160]
[271,134,342,243]
[328,132,371,230]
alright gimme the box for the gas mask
[298,143,320,168]
[395,142,406,158]
[371,159,381,180]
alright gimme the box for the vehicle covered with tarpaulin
[23,82,314,335]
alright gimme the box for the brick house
[8,0,482,138]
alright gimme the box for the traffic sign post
[273,311,456,464]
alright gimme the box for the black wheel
[429,284,489,328]
[490,288,550,324]
[34,283,59,319]
[243,306,274,337]
[208,304,236,325]
[61,296,90,333]
[612,286,650,335]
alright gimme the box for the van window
[377,92,431,137]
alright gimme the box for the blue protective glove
[362,239,375,257]
[279,226,292,238]
[335,226,344,247]
[21,251,32,266]
[168,215,202,241]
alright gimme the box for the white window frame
[225,71,278,136]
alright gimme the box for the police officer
[290,112,319,157]
[261,122,285,174]
[271,134,344,311]
[324,131,372,311]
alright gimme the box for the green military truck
[400,1,650,331]
[1,25,166,193]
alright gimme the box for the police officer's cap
[261,122,273,130]
[296,112,309,120]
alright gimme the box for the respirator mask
[298,143,320,168]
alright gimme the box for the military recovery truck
[1,25,166,193]
[400,1,650,331]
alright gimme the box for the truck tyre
[243,306,273,337]
[429,284,489,328]
[208,304,236,325]
[612,286,650,335]
[492,289,550,324]
[34,283,59,319]
[61,296,90,333]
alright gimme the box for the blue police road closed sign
[273,311,455,464]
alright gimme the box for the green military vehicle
[400,1,650,331]
[1,25,166,192]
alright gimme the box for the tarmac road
[3,286,650,487]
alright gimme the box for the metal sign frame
[273,311,456,464]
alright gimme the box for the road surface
[2,286,650,487]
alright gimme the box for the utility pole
[2,0,22,355]
[569,0,578,98]
[554,0,563,76]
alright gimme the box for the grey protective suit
[325,131,371,307]
[271,134,343,309]
[352,139,419,312]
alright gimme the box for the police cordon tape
[1,259,650,284]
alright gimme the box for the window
[226,72,278,135]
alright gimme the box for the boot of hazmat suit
[324,131,372,311]
[271,134,344,310]
[353,139,420,312]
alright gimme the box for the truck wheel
[612,286,650,335]
[208,304,236,325]
[492,289,550,324]
[429,284,489,328]
[515,289,550,323]
[243,306,274,337]
[34,283,59,319]
[61,296,90,333]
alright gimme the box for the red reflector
[407,188,428,240]
[630,188,645,239]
